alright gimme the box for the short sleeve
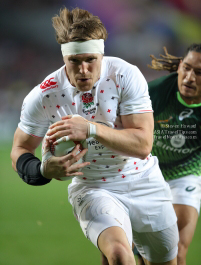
[119,66,153,115]
[18,86,49,137]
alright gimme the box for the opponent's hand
[46,115,88,144]
[41,139,90,179]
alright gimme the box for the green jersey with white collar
[149,72,201,180]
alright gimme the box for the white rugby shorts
[167,175,201,214]
[68,157,178,263]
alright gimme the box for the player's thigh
[75,191,133,249]
[173,204,198,246]
[133,223,179,264]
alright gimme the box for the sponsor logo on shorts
[40,77,58,92]
[185,186,196,192]
[77,194,84,206]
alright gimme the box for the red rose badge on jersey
[82,93,94,109]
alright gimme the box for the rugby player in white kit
[11,7,179,265]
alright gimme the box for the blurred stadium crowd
[0,0,201,141]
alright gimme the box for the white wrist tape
[88,122,96,138]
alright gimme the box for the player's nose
[186,69,196,82]
[79,62,88,74]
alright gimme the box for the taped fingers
[55,135,70,144]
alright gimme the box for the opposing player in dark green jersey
[146,44,201,265]
[149,49,201,182]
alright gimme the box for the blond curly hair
[52,7,108,44]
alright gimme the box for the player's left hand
[40,138,90,179]
[46,115,88,143]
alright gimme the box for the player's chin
[76,81,93,91]
[181,90,196,98]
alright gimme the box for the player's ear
[177,59,183,74]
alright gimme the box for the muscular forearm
[95,124,153,159]
[47,113,154,159]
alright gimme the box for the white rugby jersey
[19,56,154,182]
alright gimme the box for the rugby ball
[54,139,87,181]
[50,138,87,157]
[42,136,87,181]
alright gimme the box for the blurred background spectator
[0,0,201,141]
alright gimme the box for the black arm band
[16,153,52,186]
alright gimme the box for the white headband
[61,39,104,56]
